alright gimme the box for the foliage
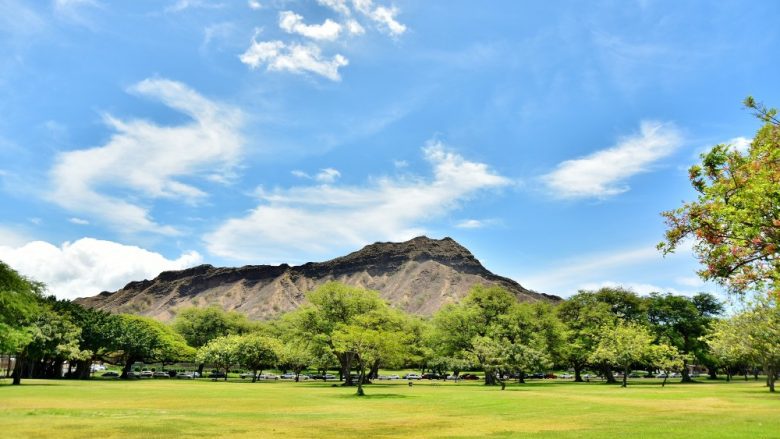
[195,335,241,381]
[646,292,722,381]
[660,99,780,296]
[113,314,194,377]
[705,297,780,392]
[172,305,254,348]
[589,321,662,387]
[235,333,281,381]
[0,261,44,357]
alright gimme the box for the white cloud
[205,142,511,261]
[248,0,261,10]
[577,280,684,296]
[240,39,348,81]
[456,219,484,229]
[290,168,340,182]
[279,11,342,41]
[346,19,365,35]
[48,78,244,234]
[69,217,89,225]
[166,0,223,13]
[725,136,750,153]
[317,0,351,16]
[542,121,682,199]
[0,238,201,300]
[315,168,341,183]
[368,5,405,36]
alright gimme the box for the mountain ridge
[75,236,559,320]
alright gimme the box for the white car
[177,372,195,379]
[257,373,279,380]
[153,371,170,378]
[239,372,257,379]
[378,374,400,380]
[559,373,573,379]
[405,373,422,380]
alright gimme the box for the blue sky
[1,0,778,301]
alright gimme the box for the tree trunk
[197,363,205,377]
[708,367,718,380]
[11,352,24,385]
[622,367,628,388]
[681,364,692,383]
[574,364,583,383]
[356,361,365,396]
[768,366,775,393]
[121,357,134,379]
[252,369,258,383]
[605,367,616,384]
[484,370,496,386]
[368,360,380,380]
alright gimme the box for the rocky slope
[75,236,558,320]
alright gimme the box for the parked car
[239,372,256,379]
[280,373,297,379]
[177,372,195,379]
[404,373,422,380]
[544,373,557,379]
[528,373,545,379]
[446,375,459,380]
[127,371,141,378]
[421,373,442,380]
[257,373,279,380]
[101,371,119,377]
[153,371,170,378]
[208,371,226,379]
[459,374,479,380]
[140,371,153,378]
[558,373,573,379]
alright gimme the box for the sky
[1,0,778,301]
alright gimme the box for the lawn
[1,377,779,438]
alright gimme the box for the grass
[1,377,779,438]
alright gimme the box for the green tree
[589,321,660,387]
[196,335,241,381]
[284,282,386,385]
[557,287,644,382]
[276,342,314,381]
[172,305,253,375]
[331,310,406,396]
[0,261,45,385]
[660,98,780,296]
[646,293,723,382]
[235,333,281,382]
[112,314,193,378]
[705,298,780,392]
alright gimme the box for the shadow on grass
[336,392,412,399]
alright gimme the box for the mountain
[75,236,559,320]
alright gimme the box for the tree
[22,308,86,379]
[557,287,645,383]
[112,314,193,378]
[284,282,386,386]
[331,310,406,396]
[172,305,253,375]
[235,333,281,382]
[276,342,314,382]
[1,261,46,385]
[50,299,119,379]
[705,298,780,392]
[646,293,723,382]
[589,321,660,387]
[660,98,780,297]
[196,335,241,381]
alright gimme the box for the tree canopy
[660,98,780,297]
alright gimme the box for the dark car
[459,374,479,380]
[208,371,226,379]
[529,373,545,379]
[421,373,442,380]
[101,371,119,377]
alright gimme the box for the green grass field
[1,377,779,438]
